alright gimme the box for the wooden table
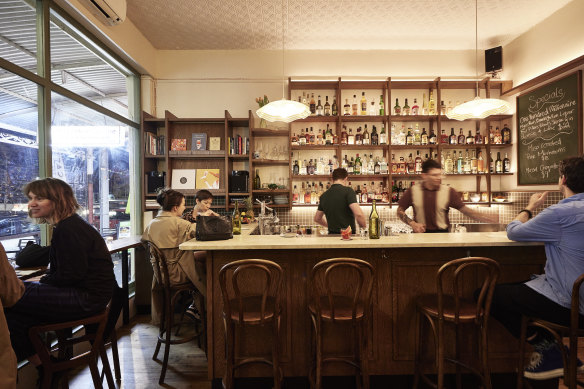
[107,235,144,324]
[15,266,46,281]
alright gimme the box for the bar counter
[180,226,546,380]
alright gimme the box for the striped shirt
[398,184,464,231]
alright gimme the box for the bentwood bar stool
[309,257,375,389]
[413,257,500,389]
[517,273,584,389]
[219,259,283,389]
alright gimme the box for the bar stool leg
[412,309,422,389]
[360,321,369,389]
[517,316,528,389]
[315,318,323,389]
[223,319,235,389]
[353,321,361,389]
[437,318,445,389]
[272,316,281,389]
[481,322,493,389]
[455,322,462,389]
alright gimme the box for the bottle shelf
[488,144,513,148]
[228,192,250,196]
[252,159,289,165]
[176,189,226,196]
[390,145,436,150]
[144,154,166,159]
[251,128,289,137]
[390,174,423,178]
[252,189,290,194]
[346,174,390,179]
[391,115,439,121]
[340,115,386,122]
[228,154,249,160]
[438,144,486,149]
[339,145,388,150]
[169,153,226,159]
[292,174,332,179]
[294,116,338,123]
[291,146,337,151]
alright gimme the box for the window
[0,0,38,74]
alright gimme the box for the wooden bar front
[181,232,545,379]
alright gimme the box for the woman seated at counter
[5,178,115,367]
[142,188,206,323]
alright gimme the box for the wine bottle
[368,199,380,239]
[232,201,241,235]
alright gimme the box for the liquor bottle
[449,128,457,145]
[494,127,502,144]
[466,130,475,145]
[391,154,397,174]
[355,185,361,199]
[477,151,485,173]
[354,154,362,175]
[406,153,415,174]
[440,100,446,115]
[444,152,453,174]
[298,129,306,145]
[331,97,338,116]
[304,183,312,204]
[293,160,299,175]
[464,150,471,174]
[369,100,376,115]
[405,129,414,145]
[457,128,466,145]
[495,152,503,173]
[470,150,478,174]
[381,185,390,203]
[362,124,370,145]
[360,92,367,115]
[361,183,368,203]
[489,152,494,173]
[232,201,241,235]
[292,185,299,203]
[501,123,511,144]
[475,128,483,144]
[428,129,437,145]
[374,158,381,174]
[398,156,406,174]
[398,125,407,145]
[379,126,387,144]
[368,200,380,239]
[254,168,261,189]
[394,98,401,115]
[302,92,308,108]
[391,181,399,203]
[310,93,316,115]
[352,95,358,115]
[403,98,411,115]
[309,126,316,145]
[503,153,510,173]
[325,124,333,145]
[488,126,495,145]
[317,129,324,145]
[343,98,351,115]
[428,91,436,115]
[341,125,348,145]
[355,126,363,145]
[415,151,423,174]
[422,93,428,115]
[380,157,388,174]
[421,127,428,145]
[413,124,421,145]
[379,94,385,115]
[324,96,331,116]
[341,155,348,170]
[290,132,298,146]
[456,151,463,174]
[348,128,355,145]
[371,125,379,145]
[361,154,368,174]
[440,129,448,144]
[316,95,324,116]
[411,98,419,115]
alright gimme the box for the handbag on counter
[14,241,50,267]
[195,215,233,241]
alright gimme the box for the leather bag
[195,215,233,241]
[14,241,50,267]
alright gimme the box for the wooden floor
[34,315,582,389]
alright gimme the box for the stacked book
[145,133,165,155]
[228,135,249,155]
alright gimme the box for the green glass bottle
[232,201,241,235]
[368,199,380,239]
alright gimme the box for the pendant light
[446,0,510,121]
[256,0,310,123]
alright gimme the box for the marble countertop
[180,224,542,251]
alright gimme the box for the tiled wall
[187,190,563,229]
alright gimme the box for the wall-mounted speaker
[485,46,503,73]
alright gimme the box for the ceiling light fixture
[447,0,510,121]
[256,0,310,123]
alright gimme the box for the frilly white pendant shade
[446,96,511,121]
[256,99,310,123]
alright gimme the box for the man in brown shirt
[0,243,25,389]
[397,159,496,232]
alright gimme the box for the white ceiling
[126,0,575,51]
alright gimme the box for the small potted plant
[243,196,255,223]
[255,95,269,128]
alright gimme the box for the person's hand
[410,221,426,233]
[526,192,549,211]
[483,214,499,223]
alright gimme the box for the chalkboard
[517,71,582,185]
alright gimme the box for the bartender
[314,168,367,234]
[397,159,497,233]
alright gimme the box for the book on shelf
[228,135,248,155]
[191,133,207,152]
[195,169,220,189]
[145,133,165,155]
[170,138,187,151]
[209,137,221,151]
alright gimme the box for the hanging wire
[281,0,286,99]
[475,0,479,97]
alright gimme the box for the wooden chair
[412,256,500,389]
[28,304,115,389]
[309,257,375,389]
[517,273,584,389]
[148,242,204,385]
[219,259,283,389]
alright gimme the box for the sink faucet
[255,199,279,234]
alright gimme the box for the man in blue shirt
[489,156,584,380]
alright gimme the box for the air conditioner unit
[79,0,127,26]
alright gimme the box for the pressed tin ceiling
[126,0,574,51]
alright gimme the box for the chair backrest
[219,259,283,325]
[147,242,172,291]
[436,256,500,324]
[570,273,584,334]
[311,257,375,322]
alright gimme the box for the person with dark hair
[488,156,584,379]
[5,178,115,367]
[314,168,366,234]
[397,159,496,232]
[193,189,219,216]
[142,188,205,323]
